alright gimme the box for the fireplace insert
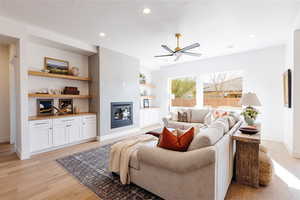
[111,102,133,129]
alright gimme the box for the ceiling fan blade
[174,54,182,61]
[161,45,174,53]
[182,51,202,57]
[154,54,174,57]
[177,43,200,52]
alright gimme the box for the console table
[232,125,261,188]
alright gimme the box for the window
[202,71,243,109]
[170,77,196,107]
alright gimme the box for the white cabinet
[29,114,97,153]
[67,117,81,143]
[53,119,68,147]
[82,115,97,139]
[140,108,160,128]
[29,120,52,152]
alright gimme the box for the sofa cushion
[188,127,224,151]
[130,140,157,170]
[190,109,210,123]
[167,120,204,133]
[158,127,194,152]
[204,112,214,125]
[223,115,236,129]
[212,117,230,133]
[229,111,240,122]
[170,111,178,121]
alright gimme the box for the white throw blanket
[109,134,157,184]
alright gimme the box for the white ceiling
[0,0,299,69]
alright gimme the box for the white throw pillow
[190,109,210,123]
[204,112,214,125]
[170,111,178,121]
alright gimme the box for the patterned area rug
[56,144,162,200]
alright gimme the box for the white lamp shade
[239,92,261,106]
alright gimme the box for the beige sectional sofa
[162,108,211,131]
[128,110,242,200]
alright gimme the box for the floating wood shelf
[28,93,92,99]
[141,95,156,99]
[140,83,156,88]
[28,71,91,81]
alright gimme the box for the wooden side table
[232,126,261,188]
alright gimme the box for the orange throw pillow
[158,127,194,152]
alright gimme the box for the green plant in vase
[241,107,259,126]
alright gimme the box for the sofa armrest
[138,146,215,173]
[162,116,171,127]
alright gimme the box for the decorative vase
[70,67,80,76]
[244,116,255,126]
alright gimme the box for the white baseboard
[99,128,141,143]
[0,136,10,143]
[30,138,97,156]
[283,142,300,159]
[15,147,31,160]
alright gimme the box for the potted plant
[139,73,146,84]
[241,107,259,126]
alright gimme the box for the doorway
[0,34,18,155]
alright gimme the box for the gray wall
[99,47,140,136]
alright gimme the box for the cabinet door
[30,120,52,152]
[68,118,81,143]
[53,119,68,147]
[82,116,97,139]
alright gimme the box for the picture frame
[283,69,292,108]
[44,57,69,75]
[37,99,54,116]
[59,99,73,114]
[143,99,150,108]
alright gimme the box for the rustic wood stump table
[232,125,261,188]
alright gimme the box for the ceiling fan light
[143,8,151,14]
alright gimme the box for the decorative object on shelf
[36,88,49,94]
[70,66,80,76]
[139,73,146,84]
[59,99,73,114]
[37,99,54,116]
[63,86,80,95]
[239,126,259,135]
[283,69,292,108]
[143,99,150,108]
[41,69,50,73]
[239,92,261,126]
[45,57,69,75]
[74,106,80,114]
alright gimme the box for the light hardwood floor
[0,140,299,200]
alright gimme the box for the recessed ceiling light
[249,34,256,38]
[99,32,106,37]
[143,8,151,15]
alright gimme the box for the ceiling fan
[155,33,202,61]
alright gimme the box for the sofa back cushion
[158,127,195,152]
[190,109,210,123]
[211,117,230,133]
[188,126,224,151]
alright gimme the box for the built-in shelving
[28,71,91,81]
[140,83,156,88]
[28,93,92,99]
[141,95,156,99]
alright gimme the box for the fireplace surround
[111,102,133,129]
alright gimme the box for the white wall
[27,41,90,116]
[100,47,140,136]
[0,44,10,142]
[152,45,285,142]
